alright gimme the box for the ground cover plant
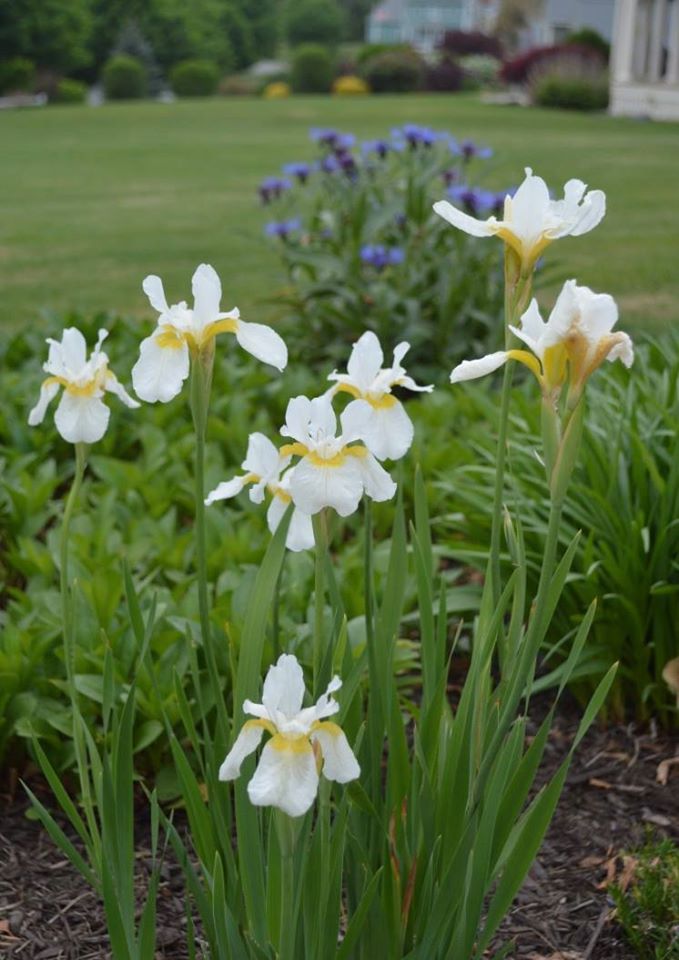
[2,150,648,960]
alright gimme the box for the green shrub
[534,73,609,110]
[101,54,148,100]
[285,0,344,47]
[611,837,679,958]
[362,49,425,93]
[459,53,501,88]
[290,44,334,93]
[567,27,610,61]
[170,59,220,97]
[52,78,88,104]
[356,42,413,66]
[0,57,35,94]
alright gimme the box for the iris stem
[312,510,329,696]
[189,349,230,745]
[60,442,86,690]
[364,499,374,650]
[275,811,298,960]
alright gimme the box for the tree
[220,4,256,71]
[0,0,93,74]
[284,0,344,48]
[338,0,375,42]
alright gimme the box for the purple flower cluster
[392,124,441,149]
[265,217,301,239]
[451,139,493,161]
[282,162,312,184]
[360,244,404,271]
[361,139,392,160]
[447,185,507,218]
[258,176,292,205]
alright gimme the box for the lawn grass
[1,94,678,333]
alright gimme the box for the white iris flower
[28,327,139,444]
[450,280,633,398]
[327,331,433,461]
[280,394,397,517]
[220,653,360,817]
[132,263,287,403]
[205,432,314,552]
[434,168,606,269]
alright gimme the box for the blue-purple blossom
[258,176,293,204]
[447,185,498,217]
[318,154,340,174]
[334,133,356,151]
[392,124,440,149]
[310,128,355,150]
[335,150,357,176]
[452,139,494,161]
[282,162,312,184]
[360,244,404,270]
[265,218,301,239]
[441,167,459,187]
[361,139,391,159]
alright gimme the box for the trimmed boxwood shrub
[0,57,35,94]
[533,74,609,111]
[102,55,147,100]
[170,59,220,97]
[362,49,425,93]
[291,44,334,93]
[53,78,88,104]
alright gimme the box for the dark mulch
[1,709,678,960]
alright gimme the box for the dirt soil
[1,707,678,960]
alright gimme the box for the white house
[366,0,477,53]
[610,0,679,119]
[516,0,616,48]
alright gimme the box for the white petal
[247,738,319,817]
[397,374,433,393]
[242,432,284,480]
[508,170,551,246]
[60,328,88,374]
[219,721,266,780]
[359,402,413,461]
[28,380,61,426]
[142,275,170,315]
[574,286,619,341]
[542,280,579,348]
[282,395,314,443]
[54,392,110,444]
[450,351,509,384]
[104,373,141,409]
[312,676,341,720]
[392,341,410,367]
[339,399,373,444]
[569,189,606,237]
[262,654,306,718]
[311,722,361,783]
[289,456,364,517]
[267,496,314,552]
[346,331,383,391]
[433,200,497,238]
[359,452,397,502]
[205,475,247,505]
[131,332,190,403]
[607,332,634,368]
[309,395,337,439]
[234,320,288,371]
[192,263,222,330]
[512,299,546,355]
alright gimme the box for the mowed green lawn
[1,94,678,334]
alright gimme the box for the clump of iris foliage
[420,331,679,726]
[11,156,635,960]
[611,836,679,959]
[259,124,512,378]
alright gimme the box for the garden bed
[2,702,677,959]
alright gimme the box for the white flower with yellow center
[434,168,605,269]
[280,394,397,517]
[327,331,433,461]
[220,653,360,817]
[450,280,633,397]
[205,432,314,552]
[28,327,139,444]
[132,263,288,403]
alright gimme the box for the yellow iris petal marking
[506,349,543,382]
[269,733,314,755]
[270,486,292,504]
[280,442,309,458]
[155,318,238,352]
[307,445,367,468]
[334,382,398,409]
[206,317,239,338]
[155,326,187,350]
[311,720,342,736]
[541,343,568,391]
[42,370,106,397]
[243,718,276,737]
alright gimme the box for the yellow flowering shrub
[332,75,370,95]
[263,81,291,99]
